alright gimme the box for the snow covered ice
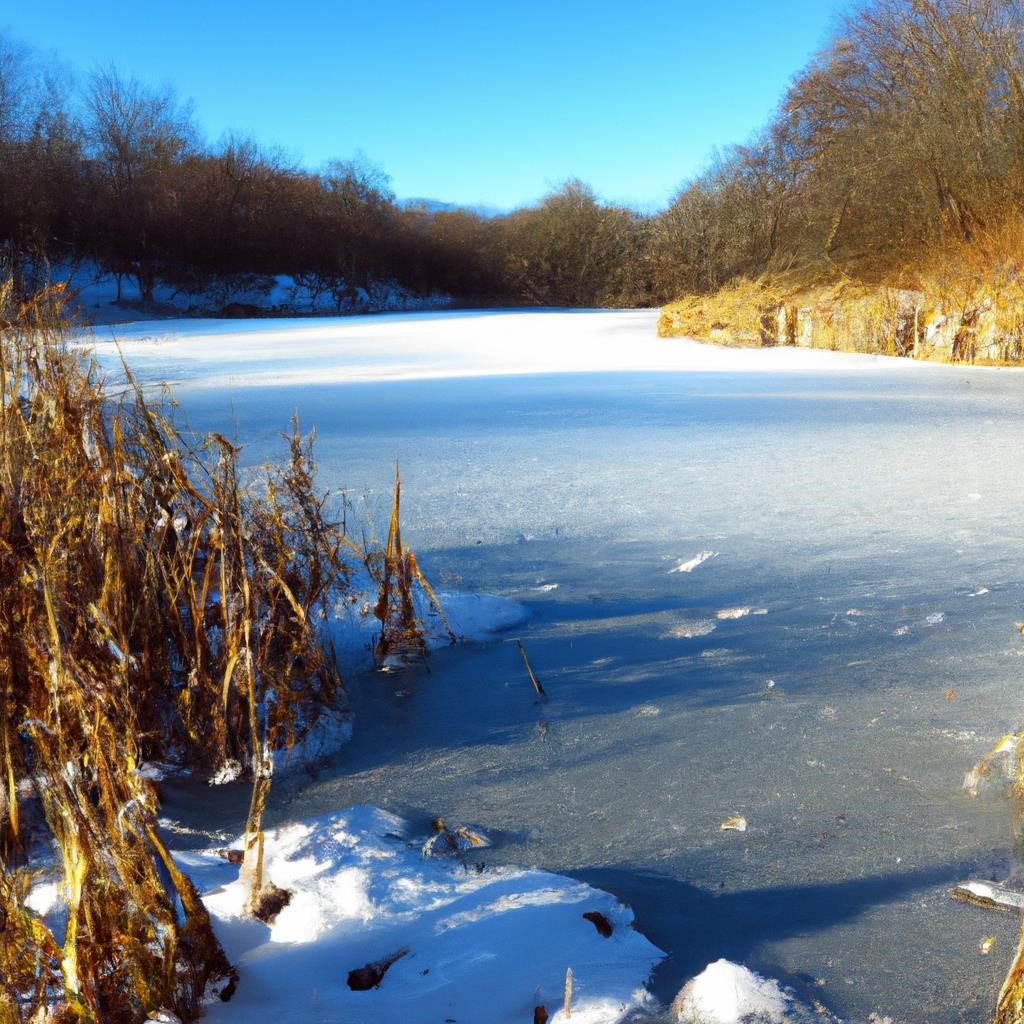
[177,805,663,1024]
[86,309,1024,1023]
[670,551,718,574]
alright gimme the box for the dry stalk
[0,281,357,1021]
[516,640,548,702]
[366,463,454,666]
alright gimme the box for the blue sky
[5,1,850,211]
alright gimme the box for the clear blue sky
[5,1,851,211]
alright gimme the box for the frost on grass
[181,805,663,1024]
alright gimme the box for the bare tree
[83,67,197,302]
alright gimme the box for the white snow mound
[179,804,663,1024]
[673,959,797,1023]
[438,590,531,640]
[326,583,529,669]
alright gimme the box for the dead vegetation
[962,728,1024,1024]
[366,465,455,667]
[659,274,928,356]
[659,224,1024,367]
[655,0,1024,371]
[0,280,444,1022]
[345,945,411,991]
[658,276,793,348]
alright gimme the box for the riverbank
[659,274,1024,365]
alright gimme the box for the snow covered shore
[175,805,663,1024]
[162,574,829,1024]
[173,808,830,1024]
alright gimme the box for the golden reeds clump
[0,280,358,1022]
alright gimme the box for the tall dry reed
[0,280,378,1021]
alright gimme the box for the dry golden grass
[0,280,244,1021]
[0,280,444,1021]
[660,217,1024,367]
[657,276,790,346]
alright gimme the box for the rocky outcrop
[659,278,1024,364]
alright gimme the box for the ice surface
[96,310,1024,1022]
[80,308,905,390]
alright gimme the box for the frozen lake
[89,309,1024,1022]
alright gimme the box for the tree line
[653,0,1024,298]
[0,40,655,311]
[3,0,1022,314]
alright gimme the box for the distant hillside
[399,197,506,219]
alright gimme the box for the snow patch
[137,761,172,782]
[663,619,717,639]
[181,805,663,1024]
[208,760,243,786]
[672,959,799,1023]
[633,704,662,717]
[670,551,718,574]
[25,880,61,917]
[440,591,531,640]
[716,607,751,620]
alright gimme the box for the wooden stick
[517,640,547,701]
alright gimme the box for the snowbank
[438,591,533,640]
[65,265,448,324]
[176,805,663,1024]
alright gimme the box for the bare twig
[517,640,548,702]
